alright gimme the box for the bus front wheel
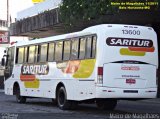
[57,86,77,110]
[15,85,26,103]
[96,99,117,110]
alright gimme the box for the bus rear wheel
[15,85,26,103]
[96,99,117,110]
[57,86,77,110]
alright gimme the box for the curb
[139,99,160,104]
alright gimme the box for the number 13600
[122,30,140,35]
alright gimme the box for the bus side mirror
[1,58,5,66]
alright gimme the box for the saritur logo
[106,37,155,56]
[106,37,153,47]
[21,64,49,75]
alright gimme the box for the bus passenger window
[55,41,63,61]
[63,40,71,60]
[24,47,28,63]
[40,44,48,62]
[79,38,86,59]
[71,39,79,60]
[17,47,24,64]
[28,46,35,63]
[86,37,92,58]
[34,45,39,62]
[48,43,55,61]
[91,36,96,58]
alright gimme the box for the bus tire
[15,85,26,103]
[96,99,117,110]
[57,86,77,110]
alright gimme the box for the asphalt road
[0,92,160,119]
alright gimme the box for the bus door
[4,47,15,80]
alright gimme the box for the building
[0,0,35,57]
[0,0,9,48]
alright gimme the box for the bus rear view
[96,25,158,106]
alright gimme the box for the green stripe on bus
[120,48,145,56]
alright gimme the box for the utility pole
[7,0,10,44]
[7,0,9,27]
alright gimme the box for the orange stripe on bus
[20,75,36,81]
[128,47,155,52]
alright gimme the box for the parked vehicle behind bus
[2,24,158,110]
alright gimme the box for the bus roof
[14,24,155,47]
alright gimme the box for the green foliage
[59,0,160,27]
[59,0,114,26]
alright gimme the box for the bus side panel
[70,80,95,101]
[4,78,14,95]
[19,79,96,101]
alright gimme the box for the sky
[0,0,34,60]
[9,0,34,22]
[0,0,34,21]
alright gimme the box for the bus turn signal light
[97,67,103,84]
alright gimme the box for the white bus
[2,24,158,110]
